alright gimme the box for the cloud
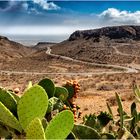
[0,1,60,13]
[0,25,81,36]
[32,0,60,10]
[99,8,140,24]
[0,1,22,12]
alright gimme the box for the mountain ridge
[69,25,140,41]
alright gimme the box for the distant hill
[0,36,35,62]
[34,42,56,50]
[69,25,140,41]
[51,25,140,64]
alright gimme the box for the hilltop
[51,25,140,64]
[0,36,35,62]
[69,25,140,41]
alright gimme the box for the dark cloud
[0,1,25,12]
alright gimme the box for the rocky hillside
[69,25,140,41]
[51,25,140,64]
[0,36,35,62]
[34,42,56,50]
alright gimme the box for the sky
[1,0,140,43]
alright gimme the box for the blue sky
[0,0,140,42]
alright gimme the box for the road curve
[0,47,138,76]
[46,47,138,74]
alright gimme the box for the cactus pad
[54,86,68,101]
[17,85,48,130]
[45,110,74,139]
[64,84,75,99]
[115,93,124,128]
[0,88,17,115]
[101,133,115,139]
[47,97,64,113]
[9,90,20,103]
[0,102,22,132]
[72,124,101,139]
[0,122,11,138]
[38,78,55,98]
[97,111,113,127]
[26,118,46,139]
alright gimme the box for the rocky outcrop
[69,26,140,41]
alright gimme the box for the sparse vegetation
[1,77,140,139]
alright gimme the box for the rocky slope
[69,25,140,41]
[51,25,140,64]
[0,36,35,62]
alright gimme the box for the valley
[1,25,140,118]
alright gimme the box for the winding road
[0,46,139,76]
[46,47,138,74]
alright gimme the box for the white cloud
[22,3,28,10]
[99,8,140,24]
[33,0,60,10]
[0,25,84,36]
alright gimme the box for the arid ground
[1,26,140,121]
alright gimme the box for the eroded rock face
[0,36,9,41]
[69,26,140,41]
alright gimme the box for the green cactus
[26,118,46,139]
[83,112,112,131]
[47,97,64,113]
[9,90,20,103]
[106,102,114,119]
[0,122,11,138]
[83,114,97,128]
[72,124,101,139]
[97,112,113,127]
[136,125,140,138]
[64,84,75,99]
[54,86,68,101]
[118,127,135,139]
[131,102,137,117]
[45,110,74,139]
[67,132,76,139]
[115,93,124,128]
[38,78,55,98]
[101,133,116,139]
[0,102,22,132]
[0,88,17,115]
[17,85,48,130]
[41,118,48,130]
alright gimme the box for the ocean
[6,35,69,46]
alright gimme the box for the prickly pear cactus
[101,133,115,139]
[63,80,80,99]
[45,110,74,139]
[118,127,135,139]
[9,90,20,103]
[38,78,55,98]
[17,85,48,130]
[47,97,64,113]
[97,111,113,127]
[72,124,101,139]
[83,114,97,128]
[0,88,17,115]
[0,102,22,132]
[115,92,124,128]
[67,132,76,139]
[26,118,46,139]
[0,123,11,138]
[54,86,68,101]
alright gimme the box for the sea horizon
[5,34,69,46]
